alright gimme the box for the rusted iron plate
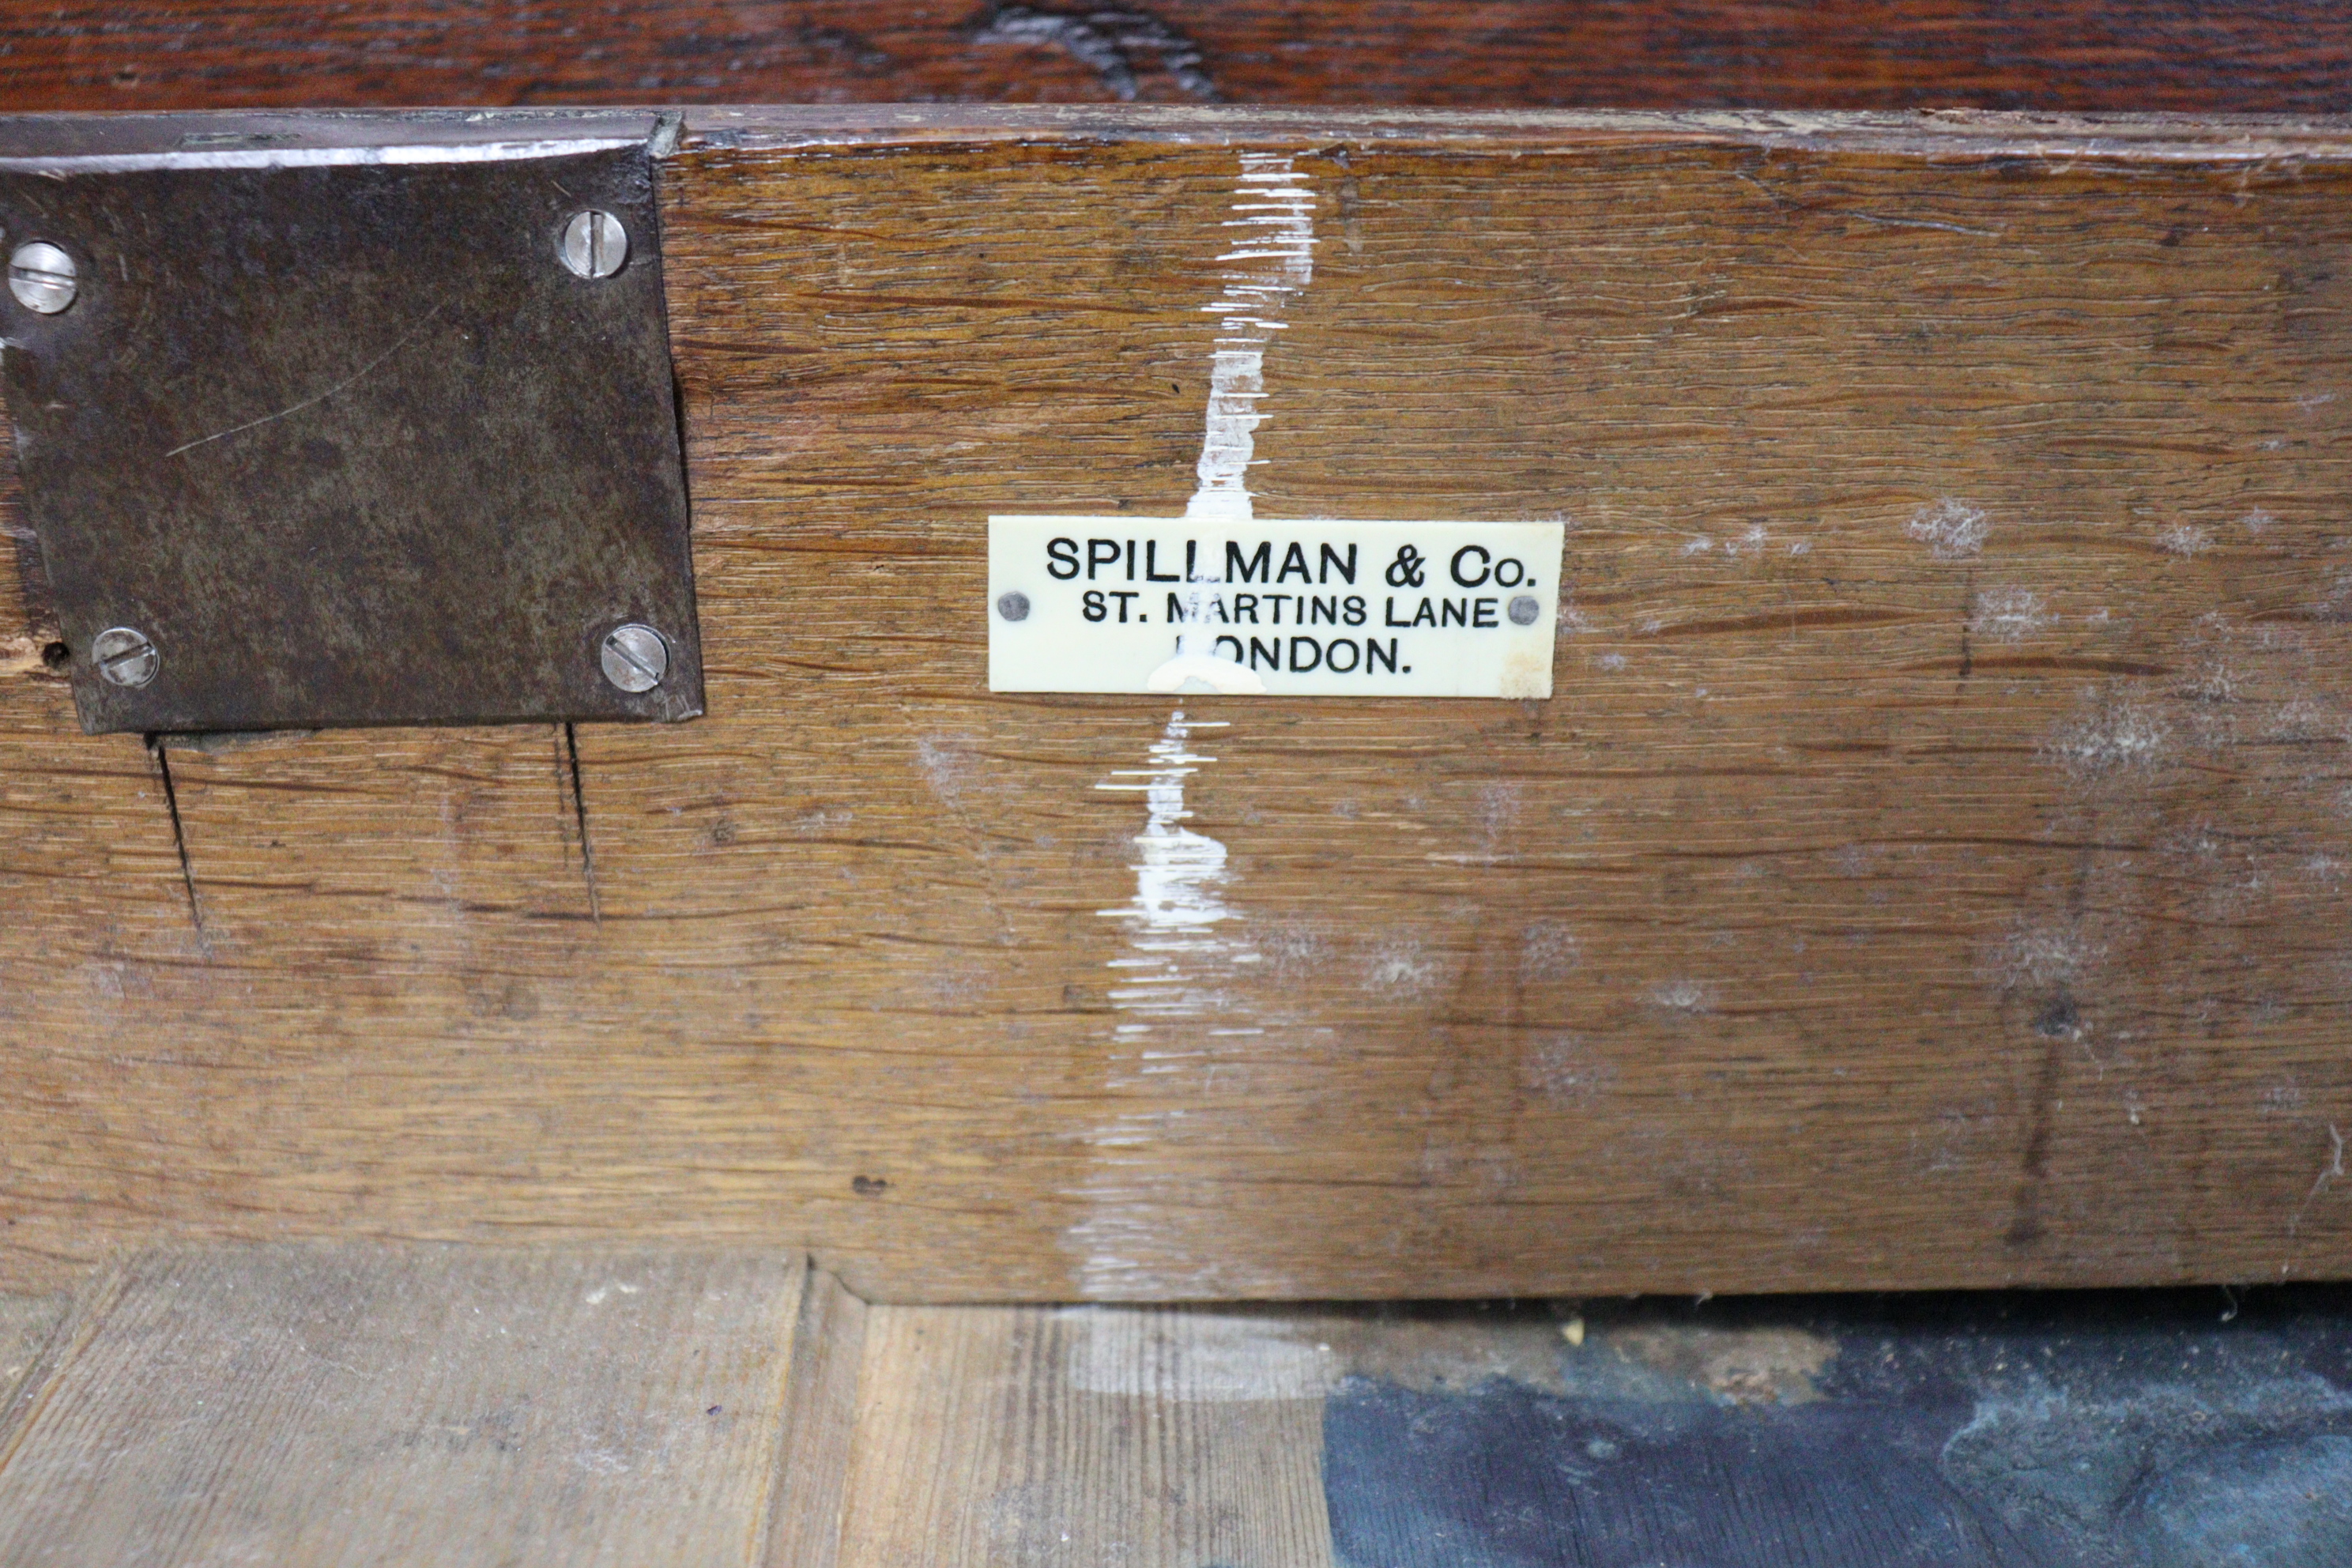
[0,139,699,732]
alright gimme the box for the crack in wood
[144,734,205,943]
[562,722,601,924]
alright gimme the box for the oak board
[4,109,2352,1301]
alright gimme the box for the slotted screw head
[601,624,668,693]
[9,242,77,314]
[560,210,629,279]
[92,626,159,688]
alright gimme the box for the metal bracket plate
[0,136,701,733]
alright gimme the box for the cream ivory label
[988,518,1564,698]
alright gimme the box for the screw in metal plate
[997,590,1031,622]
[92,625,159,688]
[560,210,629,280]
[1507,594,1543,626]
[8,242,77,315]
[600,623,669,693]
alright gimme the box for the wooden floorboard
[763,1266,868,1568]
[824,1291,2352,1567]
[0,1288,74,1456]
[0,1295,67,1401]
[0,1246,806,1568]
[0,1252,2346,1563]
[839,1303,1334,1568]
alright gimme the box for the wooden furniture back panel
[4,113,2352,1299]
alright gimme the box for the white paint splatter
[1647,979,1716,1012]
[1072,152,1318,1295]
[2156,522,2212,558]
[1095,711,1259,1031]
[1187,153,1315,523]
[1099,153,1317,1011]
[1146,151,1315,696]
[1363,938,1436,997]
[1985,922,2104,990]
[1971,588,2051,643]
[1520,1034,1611,1103]
[1260,921,1331,981]
[2269,696,2328,742]
[2045,698,2170,777]
[1905,499,1989,560]
[1475,781,1522,850]
[1518,919,1581,983]
[913,736,973,805]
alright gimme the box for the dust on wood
[763,1266,869,1568]
[839,1303,1334,1568]
[2,1258,2344,1566]
[0,1247,807,1566]
[0,1291,73,1453]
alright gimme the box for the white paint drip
[1906,498,1990,560]
[2156,522,2213,557]
[2045,698,2170,777]
[1189,156,1317,522]
[1103,149,1317,1025]
[1145,152,1316,696]
[1095,712,1260,1032]
[1971,588,2052,643]
[1072,152,1318,1295]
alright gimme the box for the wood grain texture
[840,1304,1333,1568]
[0,1246,806,1567]
[6,111,2352,1302]
[0,1291,70,1448]
[1,1253,2342,1565]
[765,1266,869,1568]
[2,2,2351,113]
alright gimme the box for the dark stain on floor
[1322,1288,2352,1567]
